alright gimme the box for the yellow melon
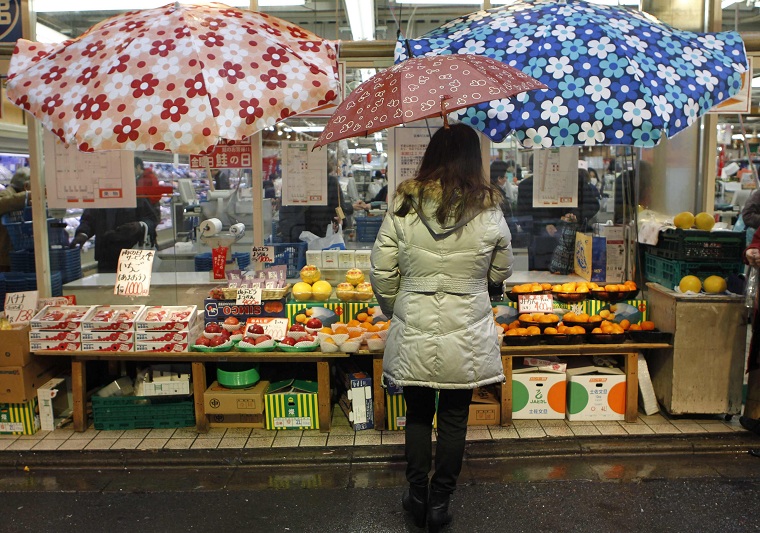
[292,281,313,301]
[311,280,333,301]
[673,211,695,230]
[678,275,702,293]
[694,212,715,231]
[703,275,727,294]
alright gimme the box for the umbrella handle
[441,97,450,129]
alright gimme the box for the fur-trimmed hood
[394,178,500,237]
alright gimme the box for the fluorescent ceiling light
[375,142,383,152]
[291,126,325,133]
[32,0,303,12]
[345,0,375,41]
[348,148,372,154]
[36,23,68,43]
[722,0,743,8]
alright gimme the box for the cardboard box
[0,397,40,435]
[136,305,197,331]
[305,250,323,268]
[29,330,81,342]
[354,250,372,270]
[574,232,606,282]
[0,357,62,404]
[204,380,269,415]
[81,341,134,352]
[321,249,339,269]
[135,330,191,342]
[30,305,90,331]
[203,298,286,324]
[134,342,189,353]
[208,412,265,429]
[81,330,133,342]
[134,365,190,396]
[468,386,500,426]
[0,325,33,367]
[566,359,626,421]
[336,361,373,430]
[81,305,144,331]
[37,376,72,431]
[338,250,356,269]
[265,379,319,430]
[512,365,567,419]
[29,340,81,352]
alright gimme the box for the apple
[254,335,272,345]
[289,323,306,332]
[301,334,315,343]
[219,330,231,339]
[278,336,296,346]
[205,322,222,334]
[243,335,257,344]
[248,324,265,335]
[305,318,322,329]
[194,336,211,346]
[209,335,227,347]
[224,317,239,326]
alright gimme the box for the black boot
[402,483,428,528]
[427,490,452,533]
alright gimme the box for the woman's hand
[747,247,760,267]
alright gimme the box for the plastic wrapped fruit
[311,280,333,301]
[336,282,356,301]
[292,281,313,302]
[345,268,365,286]
[300,264,321,284]
[354,282,374,301]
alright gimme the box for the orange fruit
[305,308,314,317]
[557,324,568,334]
[519,314,533,322]
[541,283,552,291]
[366,307,375,315]
[319,327,333,334]
[640,321,655,331]
[347,319,360,328]
[591,327,603,334]
[526,326,541,336]
[334,326,349,334]
[380,322,390,330]
[505,329,519,336]
[619,319,630,331]
[571,326,586,335]
[628,324,641,331]
[356,312,369,322]
[295,313,307,324]
[323,338,336,345]
[544,327,558,335]
[348,330,363,339]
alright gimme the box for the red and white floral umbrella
[6,2,340,154]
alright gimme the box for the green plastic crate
[644,252,744,290]
[91,394,194,430]
[646,229,744,262]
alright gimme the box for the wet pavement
[0,434,758,532]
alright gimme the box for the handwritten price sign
[247,318,288,339]
[250,246,275,268]
[4,290,38,324]
[517,293,554,314]
[114,249,154,297]
[236,286,262,306]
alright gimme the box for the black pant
[403,386,472,494]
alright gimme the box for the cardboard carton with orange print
[566,358,626,421]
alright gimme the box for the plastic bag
[747,267,758,311]
[299,223,346,251]
[131,221,162,272]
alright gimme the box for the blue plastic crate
[1,210,69,251]
[0,271,61,311]
[355,216,383,242]
[9,248,82,283]
[264,242,307,278]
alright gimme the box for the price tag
[4,290,38,324]
[236,286,262,305]
[250,246,275,269]
[113,249,154,297]
[247,317,288,339]
[517,293,554,313]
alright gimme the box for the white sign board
[246,317,288,340]
[387,122,441,197]
[533,147,579,209]
[250,246,275,267]
[517,294,554,314]
[282,141,327,206]
[114,249,155,297]
[3,290,38,324]
[43,130,137,209]
[236,287,262,306]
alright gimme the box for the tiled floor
[0,406,749,452]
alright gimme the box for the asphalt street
[0,450,758,532]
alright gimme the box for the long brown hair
[394,123,500,225]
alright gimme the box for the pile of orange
[518,313,560,323]
[511,283,551,294]
[628,320,655,331]
[591,320,625,335]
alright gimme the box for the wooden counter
[36,340,670,434]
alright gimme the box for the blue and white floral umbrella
[396,0,748,148]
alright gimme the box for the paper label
[236,287,262,306]
[4,290,38,324]
[250,246,275,267]
[114,249,154,297]
[517,294,554,313]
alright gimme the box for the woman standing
[371,124,514,531]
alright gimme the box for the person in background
[263,179,276,199]
[741,187,760,230]
[742,230,760,452]
[588,168,603,198]
[371,123,513,531]
[210,168,230,190]
[516,163,600,270]
[134,157,161,244]
[614,160,653,224]
[368,170,386,202]
[0,167,31,272]
[70,200,158,273]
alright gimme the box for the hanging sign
[114,249,155,297]
[517,294,554,314]
[250,246,275,266]
[4,290,38,324]
[0,0,22,45]
[189,141,252,169]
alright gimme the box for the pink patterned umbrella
[313,54,546,148]
[6,2,340,154]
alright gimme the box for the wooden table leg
[192,362,209,433]
[72,359,87,432]
[501,355,513,426]
[624,352,639,423]
[372,354,385,431]
[317,360,331,433]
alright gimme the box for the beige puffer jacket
[370,179,513,390]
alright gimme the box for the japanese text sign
[4,290,38,324]
[114,249,154,297]
[236,287,262,306]
[517,294,554,314]
[250,246,275,268]
[189,143,252,169]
